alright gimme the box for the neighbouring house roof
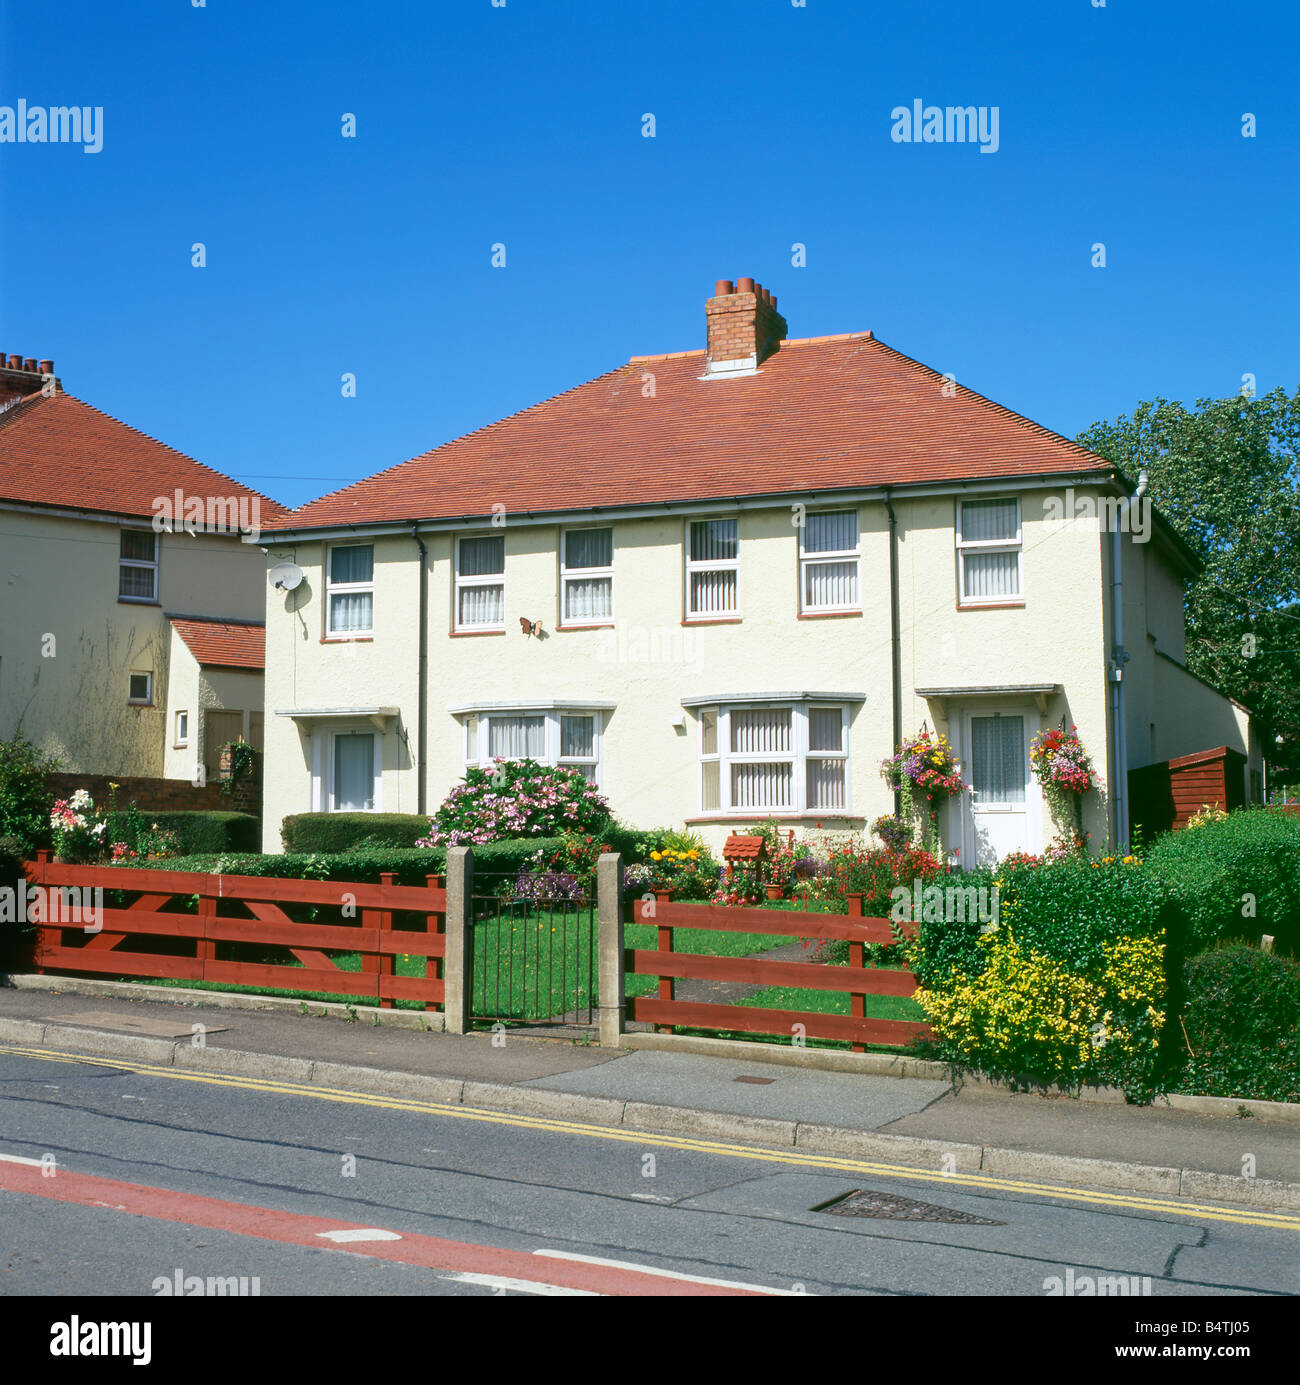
[168,616,266,671]
[0,388,286,525]
[264,332,1113,534]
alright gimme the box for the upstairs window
[456,535,506,630]
[561,527,613,625]
[957,498,1021,605]
[128,671,153,704]
[119,530,159,602]
[326,543,374,635]
[800,510,860,612]
[174,710,189,746]
[686,518,739,618]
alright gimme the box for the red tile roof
[268,332,1111,532]
[0,389,286,524]
[169,616,265,670]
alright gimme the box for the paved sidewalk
[1,981,1297,1209]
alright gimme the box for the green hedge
[911,859,1187,1100]
[280,813,433,853]
[106,837,579,888]
[1144,808,1300,956]
[106,810,260,856]
[1174,944,1300,1103]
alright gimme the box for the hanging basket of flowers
[880,729,965,801]
[1029,726,1095,797]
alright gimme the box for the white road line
[0,1153,45,1167]
[442,1272,599,1297]
[533,1249,806,1294]
[315,1228,403,1243]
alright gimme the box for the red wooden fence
[24,852,446,1011]
[625,893,930,1052]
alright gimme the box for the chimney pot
[39,359,53,375]
[6,355,21,369]
[22,358,36,372]
[714,279,734,297]
[737,277,755,294]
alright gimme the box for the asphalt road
[1,1048,1296,1299]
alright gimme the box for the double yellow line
[3,1042,1297,1232]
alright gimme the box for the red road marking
[0,1158,763,1296]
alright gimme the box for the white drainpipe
[1110,469,1149,847]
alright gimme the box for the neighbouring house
[0,354,281,789]
[254,278,1260,862]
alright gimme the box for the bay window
[695,701,850,814]
[462,706,602,783]
[957,498,1021,605]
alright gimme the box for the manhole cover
[816,1189,1004,1225]
[733,1075,775,1085]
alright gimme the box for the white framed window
[696,702,850,814]
[560,527,613,626]
[119,529,158,602]
[174,710,189,746]
[463,708,602,784]
[128,671,153,704]
[325,543,374,636]
[456,534,506,630]
[957,497,1022,605]
[799,510,860,612]
[685,517,739,618]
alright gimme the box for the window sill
[127,702,155,709]
[684,812,865,825]
[682,617,742,626]
[557,623,616,632]
[450,628,506,637]
[797,610,863,620]
[172,743,189,750]
[957,601,1025,611]
[321,635,374,643]
[118,597,160,606]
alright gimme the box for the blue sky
[3,0,1298,509]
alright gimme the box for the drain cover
[817,1189,1004,1225]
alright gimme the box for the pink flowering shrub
[415,758,612,847]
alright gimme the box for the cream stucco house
[255,279,1259,862]
[0,354,280,783]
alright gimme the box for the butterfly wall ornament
[519,617,543,638]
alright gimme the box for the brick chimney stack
[0,352,57,411]
[705,277,787,376]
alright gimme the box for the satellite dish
[269,562,304,592]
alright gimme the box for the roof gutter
[253,470,1118,543]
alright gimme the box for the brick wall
[48,771,261,818]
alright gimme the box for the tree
[1077,387,1300,779]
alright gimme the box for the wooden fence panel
[22,853,446,1013]
[626,893,928,1051]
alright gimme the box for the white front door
[961,708,1036,866]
